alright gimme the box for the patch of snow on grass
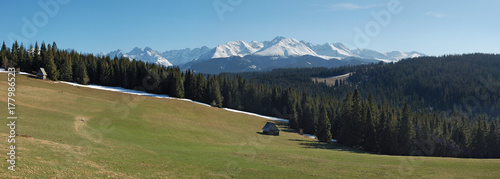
[223,108,289,122]
[327,73,350,79]
[303,134,317,139]
[59,81,172,98]
[57,81,214,108]
[303,134,337,142]
[0,68,31,75]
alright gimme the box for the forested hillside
[1,41,499,158]
[239,54,500,118]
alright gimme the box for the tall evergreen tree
[1,41,7,68]
[351,89,364,146]
[207,77,223,108]
[74,60,89,85]
[286,88,299,130]
[15,43,27,71]
[386,109,400,155]
[168,69,184,98]
[450,122,466,156]
[184,70,194,99]
[316,106,332,142]
[470,120,487,158]
[362,94,379,151]
[33,42,42,72]
[398,102,415,155]
[379,103,396,154]
[23,44,33,71]
[59,54,73,81]
[338,91,353,145]
[194,73,206,102]
[485,121,499,158]
[44,46,58,81]
[10,41,19,67]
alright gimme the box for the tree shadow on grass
[279,128,297,133]
[289,138,376,155]
[274,122,296,133]
[264,121,376,155]
[274,121,288,126]
[255,132,279,136]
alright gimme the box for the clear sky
[1,0,499,56]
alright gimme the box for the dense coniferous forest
[1,41,499,158]
[239,55,500,117]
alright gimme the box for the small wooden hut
[36,68,47,80]
[262,122,280,136]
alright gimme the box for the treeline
[1,41,499,158]
[331,90,500,158]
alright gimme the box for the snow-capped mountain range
[105,47,173,67]
[100,36,425,73]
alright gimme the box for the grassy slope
[0,73,499,178]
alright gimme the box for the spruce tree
[59,54,73,81]
[471,120,487,158]
[398,102,415,155]
[362,94,379,151]
[316,106,332,142]
[379,103,396,154]
[17,43,26,71]
[33,42,42,72]
[387,108,400,155]
[184,70,194,99]
[10,41,19,68]
[1,42,7,55]
[0,42,7,68]
[23,44,33,72]
[351,89,364,146]
[75,60,89,85]
[286,88,299,130]
[485,121,498,158]
[194,73,206,102]
[169,70,184,98]
[207,77,223,108]
[451,120,467,157]
[338,91,353,145]
[44,47,58,81]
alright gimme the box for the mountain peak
[130,47,143,54]
[273,36,287,40]
[144,46,153,52]
[110,49,124,54]
[270,36,289,43]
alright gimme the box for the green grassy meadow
[0,73,499,178]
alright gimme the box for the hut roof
[262,122,279,132]
[37,68,47,76]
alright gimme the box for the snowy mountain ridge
[101,36,425,67]
[107,47,173,67]
[193,36,424,63]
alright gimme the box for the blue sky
[1,0,499,56]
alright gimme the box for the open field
[312,73,352,87]
[1,73,499,178]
